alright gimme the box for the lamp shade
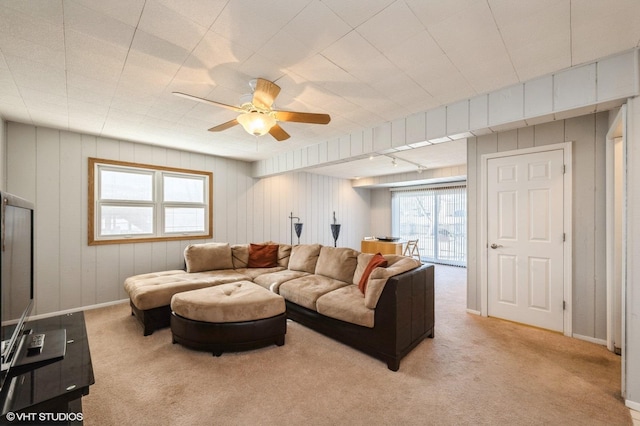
[237,112,276,136]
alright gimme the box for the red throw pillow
[358,253,388,294]
[248,244,279,268]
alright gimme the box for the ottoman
[170,281,286,356]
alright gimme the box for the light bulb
[237,112,276,136]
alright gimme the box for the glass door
[392,185,466,267]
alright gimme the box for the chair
[403,239,421,262]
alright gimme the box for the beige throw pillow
[353,253,374,286]
[364,256,421,309]
[184,242,234,273]
[288,244,321,273]
[277,244,292,268]
[231,244,249,269]
[315,246,359,283]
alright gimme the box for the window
[89,158,212,245]
[392,184,467,267]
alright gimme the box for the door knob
[490,243,503,249]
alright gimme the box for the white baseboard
[626,399,640,412]
[466,309,481,316]
[572,333,607,346]
[30,299,129,321]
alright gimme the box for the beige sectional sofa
[124,241,435,370]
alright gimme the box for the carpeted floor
[82,266,631,425]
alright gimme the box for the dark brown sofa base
[130,301,171,336]
[170,312,286,356]
[286,263,434,371]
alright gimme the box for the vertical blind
[391,184,467,267]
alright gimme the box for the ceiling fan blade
[208,119,239,132]
[269,124,290,141]
[173,92,244,113]
[252,78,281,109]
[274,110,331,125]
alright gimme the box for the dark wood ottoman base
[171,312,287,356]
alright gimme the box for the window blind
[391,185,467,267]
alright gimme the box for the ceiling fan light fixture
[237,111,276,136]
[174,78,329,141]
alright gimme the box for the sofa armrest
[373,263,435,362]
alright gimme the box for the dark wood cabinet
[1,312,94,424]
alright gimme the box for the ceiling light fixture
[237,112,276,136]
[384,154,426,172]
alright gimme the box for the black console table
[0,312,94,424]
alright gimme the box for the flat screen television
[0,191,65,393]
[0,192,35,388]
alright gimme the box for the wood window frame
[88,158,213,245]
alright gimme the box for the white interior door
[487,149,565,332]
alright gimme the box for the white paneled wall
[5,123,370,316]
[369,188,392,237]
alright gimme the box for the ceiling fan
[173,78,331,141]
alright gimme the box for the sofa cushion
[125,269,250,310]
[316,285,374,328]
[364,256,421,309]
[353,253,374,286]
[171,281,285,323]
[288,244,321,273]
[277,244,292,268]
[279,274,350,311]
[231,244,249,269]
[124,270,185,296]
[253,269,310,293]
[184,242,233,272]
[231,243,291,269]
[248,243,279,268]
[234,266,285,280]
[315,246,359,283]
[184,270,252,284]
[358,253,388,294]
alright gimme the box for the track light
[384,154,425,171]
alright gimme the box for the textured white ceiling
[0,0,639,177]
